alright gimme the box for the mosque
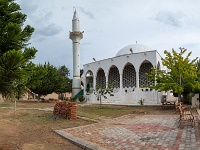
[70,10,175,105]
[82,44,165,105]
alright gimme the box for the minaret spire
[72,9,80,32]
[70,9,83,97]
[73,9,78,20]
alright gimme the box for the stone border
[54,130,107,150]
[77,116,98,123]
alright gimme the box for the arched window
[122,63,136,88]
[108,66,120,88]
[96,68,106,89]
[85,70,93,93]
[139,60,154,86]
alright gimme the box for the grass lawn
[78,104,135,119]
[0,100,55,108]
[77,104,187,120]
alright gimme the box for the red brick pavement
[57,114,200,150]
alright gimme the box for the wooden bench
[175,102,183,111]
[178,105,195,128]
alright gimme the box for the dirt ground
[0,106,91,150]
[0,101,198,150]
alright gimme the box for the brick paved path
[58,115,200,150]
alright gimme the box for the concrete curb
[54,130,107,150]
[77,116,98,123]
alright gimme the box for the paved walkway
[55,114,200,150]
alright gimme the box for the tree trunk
[182,91,190,104]
[14,99,16,115]
[100,96,102,107]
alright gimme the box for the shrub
[78,96,85,102]
[70,97,76,102]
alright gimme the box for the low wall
[192,94,199,108]
[85,88,162,105]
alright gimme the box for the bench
[175,102,183,111]
[178,105,195,128]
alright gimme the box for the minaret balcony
[70,31,83,40]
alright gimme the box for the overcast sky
[15,0,200,77]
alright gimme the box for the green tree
[26,64,47,91]
[28,63,56,97]
[58,65,70,77]
[56,65,72,94]
[0,49,37,98]
[0,0,34,55]
[147,47,200,103]
[196,59,200,69]
[193,59,200,96]
[0,0,37,99]
[27,63,72,98]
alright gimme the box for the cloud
[35,23,63,37]
[82,42,92,45]
[16,0,38,17]
[34,12,53,24]
[77,7,95,20]
[32,37,46,42]
[154,10,186,27]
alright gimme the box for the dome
[115,44,152,57]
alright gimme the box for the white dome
[115,44,152,57]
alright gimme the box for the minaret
[70,9,83,97]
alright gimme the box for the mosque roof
[115,44,152,57]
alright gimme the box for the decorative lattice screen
[122,64,136,88]
[139,62,154,86]
[108,66,120,88]
[96,68,106,88]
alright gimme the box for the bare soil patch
[0,106,91,150]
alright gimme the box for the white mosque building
[82,44,166,105]
[70,10,176,105]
